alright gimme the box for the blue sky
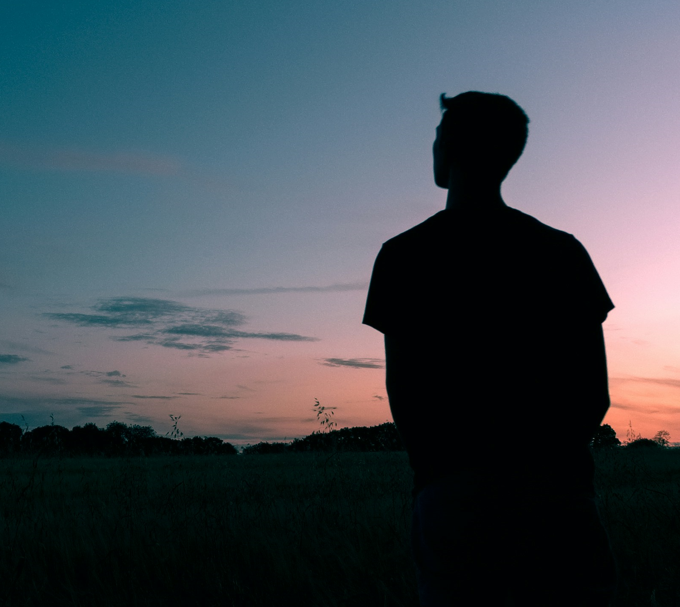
[2,0,680,445]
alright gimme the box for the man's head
[433,91,529,188]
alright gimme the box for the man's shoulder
[381,211,448,249]
[381,207,579,251]
[507,207,578,246]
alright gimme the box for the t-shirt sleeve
[568,236,614,323]
[363,243,398,334]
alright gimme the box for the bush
[625,438,661,450]
[591,424,621,450]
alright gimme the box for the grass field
[1,447,679,606]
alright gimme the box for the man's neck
[445,175,507,212]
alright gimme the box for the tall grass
[0,447,678,606]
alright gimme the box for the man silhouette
[363,92,618,606]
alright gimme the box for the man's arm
[568,323,611,440]
[384,333,436,453]
[384,333,411,429]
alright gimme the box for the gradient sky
[2,0,679,446]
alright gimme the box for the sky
[2,0,680,446]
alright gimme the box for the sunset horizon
[3,1,680,449]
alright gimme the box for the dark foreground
[1,448,679,606]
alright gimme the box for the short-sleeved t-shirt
[364,206,613,335]
[363,206,614,495]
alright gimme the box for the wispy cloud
[610,401,679,415]
[83,369,126,378]
[124,412,155,424]
[131,395,177,400]
[321,358,384,369]
[0,394,131,420]
[102,379,134,387]
[0,140,182,176]
[611,376,680,389]
[80,369,135,388]
[44,297,317,354]
[0,341,53,355]
[183,281,369,297]
[30,376,67,385]
[76,406,123,418]
[46,298,194,327]
[0,354,30,365]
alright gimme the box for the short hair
[438,91,529,179]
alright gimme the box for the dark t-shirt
[363,206,614,496]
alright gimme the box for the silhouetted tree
[591,424,621,450]
[176,436,235,455]
[625,420,642,445]
[125,424,158,455]
[22,424,70,455]
[128,424,157,440]
[242,442,290,455]
[67,423,105,455]
[288,423,403,453]
[105,421,130,455]
[625,438,661,450]
[652,430,671,447]
[0,421,23,455]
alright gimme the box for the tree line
[0,419,671,458]
[0,420,238,457]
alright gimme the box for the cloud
[46,298,192,327]
[45,296,316,354]
[80,369,134,387]
[0,341,54,355]
[0,394,130,411]
[158,340,205,351]
[30,376,67,385]
[101,379,134,387]
[0,140,182,176]
[124,412,155,424]
[612,376,680,389]
[61,365,74,370]
[241,331,316,341]
[176,392,201,396]
[45,313,133,327]
[130,395,177,400]
[165,324,233,337]
[0,354,30,364]
[77,406,123,417]
[182,281,369,297]
[321,358,385,369]
[113,333,157,342]
[609,401,679,415]
[55,397,131,407]
[373,394,386,401]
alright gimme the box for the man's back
[365,91,618,606]
[364,205,614,496]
